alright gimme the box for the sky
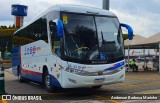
[0,0,160,37]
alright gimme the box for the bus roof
[15,4,117,34]
[48,4,116,16]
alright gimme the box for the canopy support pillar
[128,46,130,71]
[158,42,160,73]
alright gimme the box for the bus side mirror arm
[120,23,133,40]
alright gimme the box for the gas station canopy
[124,33,160,49]
[124,33,160,73]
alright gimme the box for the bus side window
[49,21,60,57]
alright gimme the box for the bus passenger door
[49,19,64,87]
[53,57,63,87]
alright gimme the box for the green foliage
[123,34,136,40]
[12,24,15,28]
[0,24,17,29]
[0,24,17,56]
[123,34,128,40]
[0,25,7,29]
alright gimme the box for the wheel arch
[17,65,20,76]
[42,65,49,83]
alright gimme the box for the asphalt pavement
[0,68,160,103]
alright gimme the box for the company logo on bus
[98,71,103,75]
[68,64,92,70]
[24,46,41,56]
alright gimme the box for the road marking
[0,96,8,103]
[126,72,159,76]
[5,72,13,77]
[5,72,12,75]
[138,89,160,94]
[126,76,160,81]
[119,81,160,89]
[94,95,121,103]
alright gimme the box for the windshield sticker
[100,53,106,60]
[63,15,68,24]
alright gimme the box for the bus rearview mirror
[53,19,64,38]
[120,23,133,40]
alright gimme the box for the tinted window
[12,15,48,47]
[49,21,60,56]
[32,16,48,43]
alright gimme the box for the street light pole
[103,0,110,10]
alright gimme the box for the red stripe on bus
[20,47,22,68]
[21,69,42,75]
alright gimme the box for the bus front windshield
[63,13,124,64]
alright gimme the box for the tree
[12,24,15,28]
[123,34,128,40]
[123,34,136,40]
[0,25,7,29]
[8,25,12,29]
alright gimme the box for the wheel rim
[45,75,51,88]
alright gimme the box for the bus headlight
[119,67,125,71]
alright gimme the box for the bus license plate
[94,78,105,83]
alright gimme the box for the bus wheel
[44,70,53,92]
[92,85,102,89]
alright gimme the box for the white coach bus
[12,4,133,92]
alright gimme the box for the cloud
[0,0,160,37]
[71,0,102,8]
[111,9,159,37]
[110,0,160,37]
[0,0,102,26]
[110,0,160,15]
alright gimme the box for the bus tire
[18,66,24,83]
[44,70,53,92]
[92,85,102,89]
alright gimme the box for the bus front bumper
[61,68,125,88]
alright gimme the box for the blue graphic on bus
[104,61,125,71]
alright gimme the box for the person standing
[130,59,138,72]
